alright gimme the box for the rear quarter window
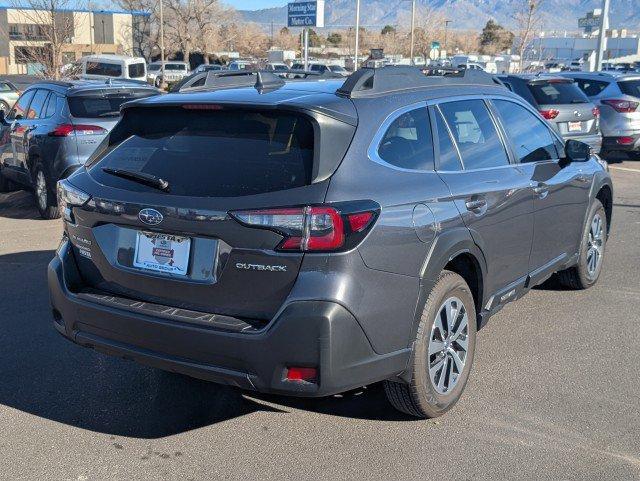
[618,80,640,97]
[89,108,316,197]
[377,107,434,171]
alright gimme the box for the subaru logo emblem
[139,208,163,226]
[574,110,582,117]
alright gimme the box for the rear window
[90,108,315,197]
[68,93,153,118]
[618,80,640,97]
[527,81,588,105]
[86,61,122,77]
[128,62,146,78]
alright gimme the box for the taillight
[539,109,560,120]
[231,202,379,252]
[592,107,600,118]
[601,99,639,113]
[49,123,107,137]
[616,136,634,145]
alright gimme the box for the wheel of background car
[154,76,162,88]
[33,162,61,220]
[0,100,9,116]
[557,199,607,290]
[384,270,477,418]
[0,169,18,193]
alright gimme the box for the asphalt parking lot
[0,161,638,480]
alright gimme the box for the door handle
[465,198,487,212]
[533,183,549,199]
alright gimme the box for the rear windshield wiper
[102,167,170,192]
[97,111,121,117]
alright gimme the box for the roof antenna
[255,71,265,92]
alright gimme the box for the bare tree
[514,0,544,71]
[116,0,157,59]
[5,0,86,79]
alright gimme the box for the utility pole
[270,21,274,49]
[354,0,361,70]
[304,28,309,70]
[159,0,166,87]
[595,0,610,71]
[409,0,415,65]
[88,2,94,54]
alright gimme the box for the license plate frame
[133,231,191,276]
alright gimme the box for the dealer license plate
[133,231,191,275]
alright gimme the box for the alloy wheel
[36,170,47,211]
[428,296,469,394]
[586,213,604,278]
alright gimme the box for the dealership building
[0,6,149,74]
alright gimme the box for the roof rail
[278,68,345,80]
[336,65,505,98]
[172,70,285,93]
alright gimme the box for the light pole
[595,0,610,71]
[444,19,452,53]
[409,0,415,65]
[158,0,166,87]
[354,0,361,70]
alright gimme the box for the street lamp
[444,19,452,52]
[409,0,415,65]
[354,0,361,70]
[158,0,166,87]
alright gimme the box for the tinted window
[378,107,434,171]
[439,100,510,169]
[618,80,640,97]
[165,64,186,71]
[90,109,315,197]
[8,90,34,120]
[86,61,122,77]
[435,109,462,171]
[128,62,146,78]
[68,94,152,118]
[148,64,161,71]
[0,82,15,92]
[574,78,609,97]
[26,89,49,119]
[527,81,588,105]
[44,93,58,117]
[493,100,557,163]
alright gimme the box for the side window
[377,107,434,171]
[434,109,462,171]
[439,99,510,169]
[493,100,557,163]
[26,89,49,119]
[44,93,58,118]
[7,89,35,120]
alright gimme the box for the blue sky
[225,0,287,9]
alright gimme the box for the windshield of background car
[527,81,589,104]
[128,63,146,78]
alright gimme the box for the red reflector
[539,109,559,120]
[617,136,634,145]
[347,211,374,233]
[182,104,224,110]
[49,123,106,137]
[286,367,317,382]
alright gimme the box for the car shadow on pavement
[0,250,410,439]
[0,190,42,220]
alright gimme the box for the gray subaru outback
[48,68,612,418]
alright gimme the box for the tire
[0,169,18,193]
[384,270,477,418]
[0,100,10,117]
[33,162,61,220]
[557,199,607,290]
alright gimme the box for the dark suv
[0,80,159,218]
[48,68,612,418]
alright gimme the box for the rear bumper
[602,134,640,152]
[48,240,410,397]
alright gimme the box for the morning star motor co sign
[287,1,325,28]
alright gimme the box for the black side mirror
[565,139,591,162]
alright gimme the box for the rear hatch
[527,78,599,137]
[67,87,158,161]
[64,102,357,322]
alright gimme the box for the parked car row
[46,66,612,419]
